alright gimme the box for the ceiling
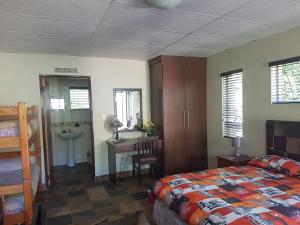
[0,0,300,60]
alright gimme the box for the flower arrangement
[135,120,156,136]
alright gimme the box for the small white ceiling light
[146,0,183,9]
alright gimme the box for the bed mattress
[0,163,40,215]
[0,119,38,139]
[153,165,300,225]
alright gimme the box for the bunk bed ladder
[18,102,33,225]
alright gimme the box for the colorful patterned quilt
[153,166,300,225]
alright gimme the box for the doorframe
[39,75,96,186]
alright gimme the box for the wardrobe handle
[183,110,186,128]
[187,110,190,129]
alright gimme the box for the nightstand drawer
[217,154,252,168]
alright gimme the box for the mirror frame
[113,88,143,132]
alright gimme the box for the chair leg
[149,165,152,176]
[138,163,142,186]
[132,161,135,178]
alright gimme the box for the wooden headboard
[267,120,300,161]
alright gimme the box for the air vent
[54,67,78,73]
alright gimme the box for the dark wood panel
[186,59,207,171]
[149,55,208,175]
[150,61,163,138]
[267,120,300,161]
[162,58,187,175]
[217,154,252,168]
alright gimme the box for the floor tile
[48,198,69,208]
[106,188,128,197]
[94,205,121,218]
[67,179,83,186]
[92,199,113,208]
[47,205,71,218]
[47,214,72,225]
[68,189,87,197]
[71,210,98,225]
[131,191,148,200]
[47,163,155,225]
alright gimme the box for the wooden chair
[132,136,162,186]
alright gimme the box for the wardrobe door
[163,58,187,175]
[185,59,207,171]
[150,61,164,138]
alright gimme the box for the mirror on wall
[113,88,143,131]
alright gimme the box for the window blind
[222,69,243,138]
[270,57,300,104]
[70,88,90,109]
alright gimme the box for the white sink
[58,131,83,167]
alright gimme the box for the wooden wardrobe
[149,56,207,175]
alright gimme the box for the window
[270,57,300,103]
[50,98,65,110]
[70,88,90,109]
[222,69,243,138]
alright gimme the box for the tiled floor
[46,163,153,225]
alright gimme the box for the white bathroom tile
[63,111,71,123]
[50,111,55,123]
[71,110,80,122]
[62,87,69,98]
[54,111,61,123]
[53,86,59,98]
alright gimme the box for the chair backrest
[136,136,160,155]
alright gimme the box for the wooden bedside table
[217,154,253,168]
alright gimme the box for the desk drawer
[115,145,136,153]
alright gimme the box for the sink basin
[58,131,83,167]
[58,131,83,140]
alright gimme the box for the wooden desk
[107,138,139,184]
[107,138,163,184]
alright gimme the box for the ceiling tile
[176,34,252,50]
[157,45,219,57]
[94,23,185,45]
[0,31,86,47]
[226,0,300,27]
[86,38,163,54]
[0,14,97,38]
[116,0,252,16]
[82,48,151,60]
[174,0,252,16]
[196,18,285,39]
[0,41,83,56]
[0,0,111,23]
[103,3,216,33]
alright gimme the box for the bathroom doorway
[40,75,95,186]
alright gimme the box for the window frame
[69,87,91,110]
[269,56,300,104]
[50,98,65,111]
[221,69,244,138]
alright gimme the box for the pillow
[249,155,300,176]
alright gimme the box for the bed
[151,120,300,225]
[0,103,42,225]
[0,119,39,140]
[0,158,40,216]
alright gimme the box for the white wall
[0,53,150,181]
[207,28,300,168]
